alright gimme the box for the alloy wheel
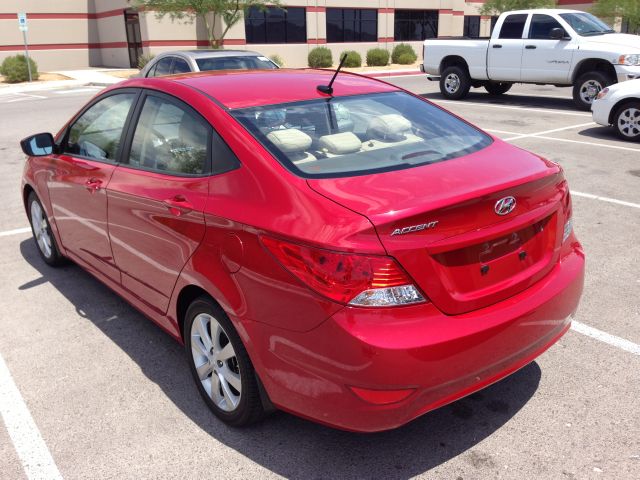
[579,79,602,105]
[30,200,52,259]
[444,73,461,94]
[190,313,242,412]
[617,107,640,138]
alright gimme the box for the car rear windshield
[196,56,277,71]
[231,91,492,178]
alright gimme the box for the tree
[592,0,640,33]
[132,0,281,49]
[480,0,554,16]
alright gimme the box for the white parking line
[0,353,63,480]
[434,99,592,117]
[528,135,640,153]
[572,191,640,209]
[0,227,31,238]
[504,122,596,141]
[53,88,101,95]
[571,321,640,356]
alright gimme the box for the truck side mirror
[20,133,55,156]
[550,28,566,40]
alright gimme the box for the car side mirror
[550,28,567,40]
[20,133,55,156]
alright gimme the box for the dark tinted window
[128,96,209,175]
[232,92,492,179]
[327,8,377,43]
[394,10,438,41]
[529,14,565,39]
[151,57,173,77]
[195,55,278,71]
[64,94,135,161]
[464,15,481,38]
[245,7,306,44]
[559,12,614,36]
[499,14,527,39]
[172,57,191,73]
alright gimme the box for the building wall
[0,0,603,72]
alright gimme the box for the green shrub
[0,55,38,83]
[269,54,284,67]
[137,53,155,69]
[340,50,362,68]
[366,48,390,67]
[397,52,416,65]
[391,43,417,64]
[308,47,333,68]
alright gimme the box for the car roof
[505,9,583,15]
[126,69,400,110]
[156,49,267,59]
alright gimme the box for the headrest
[367,114,411,141]
[318,132,362,155]
[266,129,312,153]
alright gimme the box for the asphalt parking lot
[0,78,638,480]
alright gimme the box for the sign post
[17,13,32,82]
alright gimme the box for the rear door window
[150,57,173,77]
[127,95,211,175]
[172,57,191,74]
[499,14,528,39]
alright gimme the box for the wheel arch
[439,55,470,76]
[23,183,35,212]
[571,58,617,84]
[608,97,640,125]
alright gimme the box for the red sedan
[20,70,584,432]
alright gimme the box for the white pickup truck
[421,9,640,110]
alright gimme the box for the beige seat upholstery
[318,132,362,156]
[362,113,422,152]
[266,128,316,164]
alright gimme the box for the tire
[484,82,512,95]
[27,192,65,266]
[185,296,265,427]
[440,66,471,100]
[573,71,613,111]
[613,101,640,141]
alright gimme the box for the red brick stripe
[307,38,327,44]
[306,7,326,13]
[0,42,127,51]
[379,8,394,14]
[0,9,123,20]
[378,37,394,43]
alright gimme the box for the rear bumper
[245,241,585,432]
[615,64,640,83]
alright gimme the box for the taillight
[261,236,426,307]
[562,190,573,243]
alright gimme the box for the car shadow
[421,90,578,112]
[19,239,542,479]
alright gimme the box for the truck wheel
[573,72,613,111]
[484,82,512,95]
[613,101,640,141]
[440,66,471,100]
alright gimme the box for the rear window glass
[499,14,527,39]
[231,92,492,179]
[196,56,278,71]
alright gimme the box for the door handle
[492,44,502,48]
[162,195,193,216]
[85,178,102,192]
[525,45,537,49]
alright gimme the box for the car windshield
[196,55,277,71]
[231,91,492,178]
[559,12,614,36]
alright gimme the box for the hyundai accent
[20,70,585,432]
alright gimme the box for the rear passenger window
[529,14,565,39]
[499,14,527,39]
[128,95,210,175]
[151,57,173,77]
[172,58,191,74]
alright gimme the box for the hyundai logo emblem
[494,196,516,216]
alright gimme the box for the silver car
[140,50,279,77]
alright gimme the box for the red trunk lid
[307,141,569,314]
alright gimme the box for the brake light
[261,236,426,307]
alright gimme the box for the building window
[464,16,481,38]
[326,8,377,43]
[394,10,439,41]
[245,6,306,44]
